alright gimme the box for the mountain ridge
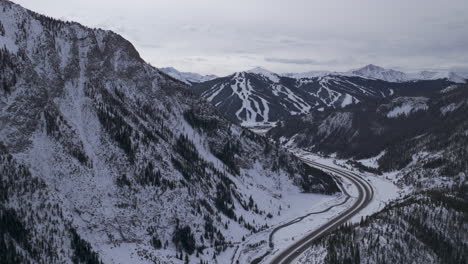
[165,65,467,84]
[192,68,454,126]
[159,66,217,84]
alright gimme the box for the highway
[269,159,374,264]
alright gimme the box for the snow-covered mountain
[0,1,339,263]
[350,64,467,83]
[407,70,467,83]
[192,67,457,126]
[283,64,467,84]
[247,66,281,82]
[159,66,217,84]
[351,64,408,82]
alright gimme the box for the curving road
[269,159,374,264]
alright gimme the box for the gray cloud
[265,57,339,65]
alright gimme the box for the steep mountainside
[298,187,468,264]
[0,144,102,264]
[0,1,338,263]
[269,83,468,189]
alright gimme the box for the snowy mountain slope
[0,144,102,264]
[159,66,217,85]
[297,187,468,264]
[192,71,400,126]
[0,1,339,263]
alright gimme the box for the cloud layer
[13,0,468,76]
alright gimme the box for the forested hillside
[299,187,468,264]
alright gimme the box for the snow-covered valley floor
[226,149,403,264]
[229,192,348,264]
[293,149,404,223]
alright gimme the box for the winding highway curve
[269,159,374,264]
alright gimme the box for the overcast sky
[12,0,468,76]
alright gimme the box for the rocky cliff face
[0,1,338,263]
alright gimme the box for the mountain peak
[364,64,387,71]
[352,64,407,82]
[246,66,280,82]
[356,64,387,72]
[247,66,274,73]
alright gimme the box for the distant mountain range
[349,64,467,83]
[159,66,217,84]
[188,66,456,126]
[165,64,468,84]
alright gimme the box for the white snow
[0,34,18,53]
[340,94,354,108]
[440,102,464,115]
[357,151,386,169]
[440,84,461,93]
[388,104,419,117]
[385,97,429,118]
[100,243,154,264]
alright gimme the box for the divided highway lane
[269,160,374,264]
